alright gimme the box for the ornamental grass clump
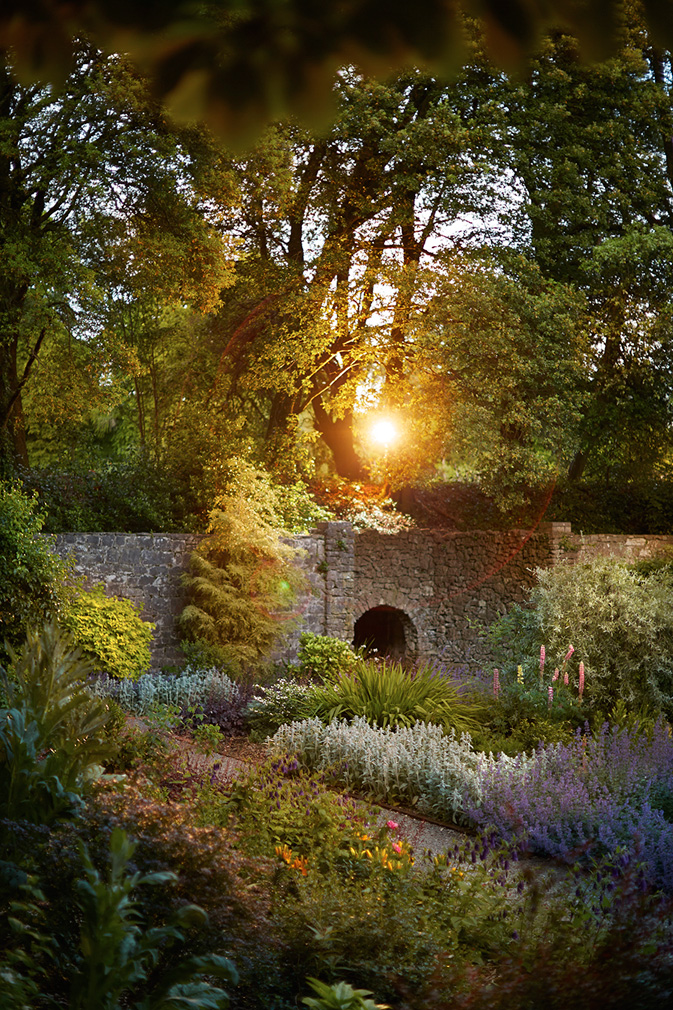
[307,657,481,735]
[271,716,510,824]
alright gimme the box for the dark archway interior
[353,606,408,659]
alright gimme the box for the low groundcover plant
[271,716,518,823]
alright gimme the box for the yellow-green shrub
[61,586,154,680]
[179,457,306,670]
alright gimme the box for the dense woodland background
[3,1,673,533]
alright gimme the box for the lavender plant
[468,718,673,889]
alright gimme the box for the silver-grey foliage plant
[90,666,239,715]
[272,716,529,825]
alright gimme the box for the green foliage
[199,755,372,862]
[0,623,113,833]
[548,477,673,535]
[471,681,585,757]
[490,556,673,716]
[302,977,390,1010]
[19,458,188,533]
[244,678,317,740]
[70,826,238,1010]
[266,834,518,1005]
[0,873,54,1009]
[426,253,588,507]
[308,658,481,735]
[189,754,520,1003]
[179,457,306,670]
[61,586,154,680]
[0,481,71,655]
[191,721,224,754]
[297,633,360,681]
[64,784,275,1007]
[272,481,333,533]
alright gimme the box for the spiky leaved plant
[307,658,483,735]
[0,622,114,829]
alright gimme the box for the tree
[201,66,511,482]
[0,45,236,473]
[501,10,673,484]
[0,482,71,656]
[422,253,588,506]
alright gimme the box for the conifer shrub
[179,458,307,671]
[60,586,154,680]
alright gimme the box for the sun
[369,418,398,447]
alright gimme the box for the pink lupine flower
[539,645,546,683]
[563,671,569,686]
[493,668,500,698]
[564,646,575,664]
[552,668,559,682]
[579,661,585,700]
[548,685,554,709]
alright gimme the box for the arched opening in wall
[353,606,416,662]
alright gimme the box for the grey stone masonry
[317,521,356,639]
[353,526,554,668]
[50,522,673,671]
[552,530,673,565]
[53,533,201,669]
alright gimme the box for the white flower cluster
[246,678,316,721]
[271,716,524,825]
[91,667,239,715]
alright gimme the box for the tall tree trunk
[312,398,365,480]
[0,337,28,471]
[0,286,32,471]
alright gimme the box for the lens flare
[370,419,397,446]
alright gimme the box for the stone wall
[53,533,200,669]
[353,527,554,667]
[52,521,673,670]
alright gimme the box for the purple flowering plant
[467,717,673,890]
